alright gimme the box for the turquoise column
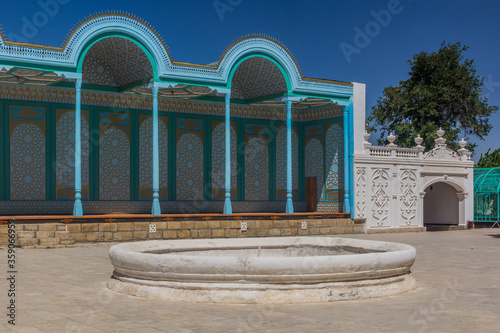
[73,78,83,217]
[151,85,161,215]
[343,104,351,214]
[223,92,232,214]
[286,100,294,214]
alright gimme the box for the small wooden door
[306,177,317,212]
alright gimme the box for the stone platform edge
[0,218,362,248]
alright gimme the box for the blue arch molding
[0,14,353,100]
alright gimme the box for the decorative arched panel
[177,132,204,200]
[99,112,131,201]
[231,57,287,100]
[82,37,154,88]
[211,121,237,200]
[275,126,298,200]
[305,124,324,202]
[139,115,168,200]
[245,127,269,201]
[10,108,46,200]
[323,123,344,210]
[55,109,90,200]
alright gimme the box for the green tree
[476,148,500,168]
[367,42,497,153]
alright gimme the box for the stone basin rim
[109,236,416,279]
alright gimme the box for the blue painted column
[343,104,351,214]
[151,85,161,215]
[73,78,83,217]
[223,92,233,214]
[286,100,294,214]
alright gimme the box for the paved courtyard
[1,229,499,333]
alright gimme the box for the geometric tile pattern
[0,68,64,86]
[245,137,269,200]
[138,115,168,199]
[176,133,204,200]
[231,57,287,100]
[10,122,46,200]
[82,37,154,87]
[305,138,324,202]
[211,121,237,200]
[99,128,131,200]
[55,109,90,200]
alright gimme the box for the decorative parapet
[362,128,471,162]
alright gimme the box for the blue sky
[1,0,499,161]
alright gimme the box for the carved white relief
[371,169,390,226]
[423,147,461,160]
[355,168,367,218]
[400,170,417,225]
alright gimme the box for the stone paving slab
[0,229,499,332]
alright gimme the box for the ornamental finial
[415,134,423,147]
[459,138,467,149]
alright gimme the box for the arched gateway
[0,13,361,216]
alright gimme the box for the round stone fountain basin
[107,237,417,303]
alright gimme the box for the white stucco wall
[352,82,366,155]
[354,131,474,231]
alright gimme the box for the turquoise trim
[237,120,245,201]
[130,111,139,201]
[348,102,354,218]
[322,123,327,201]
[269,120,276,201]
[168,114,176,201]
[0,100,4,201]
[76,33,159,78]
[89,106,99,201]
[0,61,76,74]
[227,53,292,92]
[342,104,351,214]
[204,116,212,201]
[46,104,56,200]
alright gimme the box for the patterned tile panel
[176,118,204,200]
[245,124,269,200]
[138,115,168,200]
[305,137,324,202]
[231,57,287,100]
[82,37,154,87]
[55,109,90,200]
[211,121,237,200]
[9,106,46,200]
[99,112,131,200]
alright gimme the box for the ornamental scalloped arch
[218,38,353,97]
[70,17,168,77]
[0,15,170,76]
[223,43,296,92]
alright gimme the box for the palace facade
[0,13,365,216]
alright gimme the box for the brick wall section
[0,219,364,248]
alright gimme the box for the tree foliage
[476,148,500,168]
[367,42,497,153]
